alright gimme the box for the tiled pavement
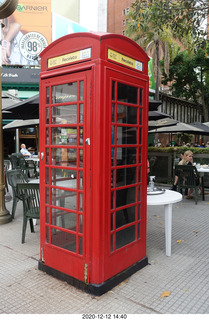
[1,186,209,314]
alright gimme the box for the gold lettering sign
[48,48,91,69]
[108,49,143,71]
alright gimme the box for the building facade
[107,0,133,35]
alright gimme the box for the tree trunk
[155,38,160,100]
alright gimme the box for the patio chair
[16,153,38,180]
[17,183,40,243]
[175,165,201,204]
[6,169,27,218]
[8,153,21,170]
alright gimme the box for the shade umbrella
[2,94,39,120]
[148,117,178,130]
[2,92,22,119]
[3,119,39,129]
[190,122,209,134]
[148,111,172,121]
[148,122,207,134]
[148,99,162,111]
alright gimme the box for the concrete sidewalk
[1,187,209,314]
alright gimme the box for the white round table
[147,190,182,257]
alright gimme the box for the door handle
[85,138,90,145]
[41,152,44,160]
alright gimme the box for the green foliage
[127,0,208,42]
[162,44,209,119]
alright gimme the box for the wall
[52,0,79,22]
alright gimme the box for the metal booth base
[38,257,148,296]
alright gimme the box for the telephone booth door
[102,69,148,280]
[39,70,91,282]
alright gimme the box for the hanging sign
[108,48,143,72]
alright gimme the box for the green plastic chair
[17,153,38,180]
[176,165,201,204]
[6,169,27,218]
[17,183,40,243]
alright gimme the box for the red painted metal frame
[39,32,149,286]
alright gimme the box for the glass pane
[111,212,114,231]
[79,81,84,100]
[45,187,49,204]
[111,169,115,188]
[46,108,49,124]
[79,215,83,233]
[51,228,76,252]
[116,225,136,249]
[51,168,77,188]
[52,82,77,104]
[138,185,141,202]
[79,127,83,145]
[51,148,77,167]
[116,206,136,228]
[79,171,83,189]
[117,126,137,145]
[116,167,136,186]
[79,149,83,167]
[139,108,142,125]
[46,207,49,224]
[140,88,143,106]
[46,87,49,104]
[117,83,138,104]
[51,208,77,231]
[46,128,49,145]
[112,81,116,100]
[46,226,49,243]
[46,167,49,184]
[79,193,83,212]
[111,191,114,210]
[116,147,137,165]
[79,104,83,123]
[52,105,77,124]
[138,223,141,239]
[138,204,141,220]
[117,105,137,124]
[79,237,83,255]
[51,127,77,145]
[111,234,114,252]
[52,189,77,210]
[116,187,136,208]
[46,148,49,164]
[112,103,115,122]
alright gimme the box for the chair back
[9,153,21,169]
[6,169,27,198]
[17,183,40,217]
[176,165,199,188]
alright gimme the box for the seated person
[20,144,31,158]
[170,150,200,197]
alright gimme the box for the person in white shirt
[20,144,31,157]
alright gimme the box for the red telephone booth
[38,32,149,295]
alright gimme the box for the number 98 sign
[20,32,48,61]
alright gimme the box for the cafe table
[196,165,209,200]
[147,189,182,257]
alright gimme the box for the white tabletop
[197,167,209,173]
[25,157,39,162]
[147,190,182,206]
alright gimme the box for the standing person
[20,144,31,157]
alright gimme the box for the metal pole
[0,21,11,224]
